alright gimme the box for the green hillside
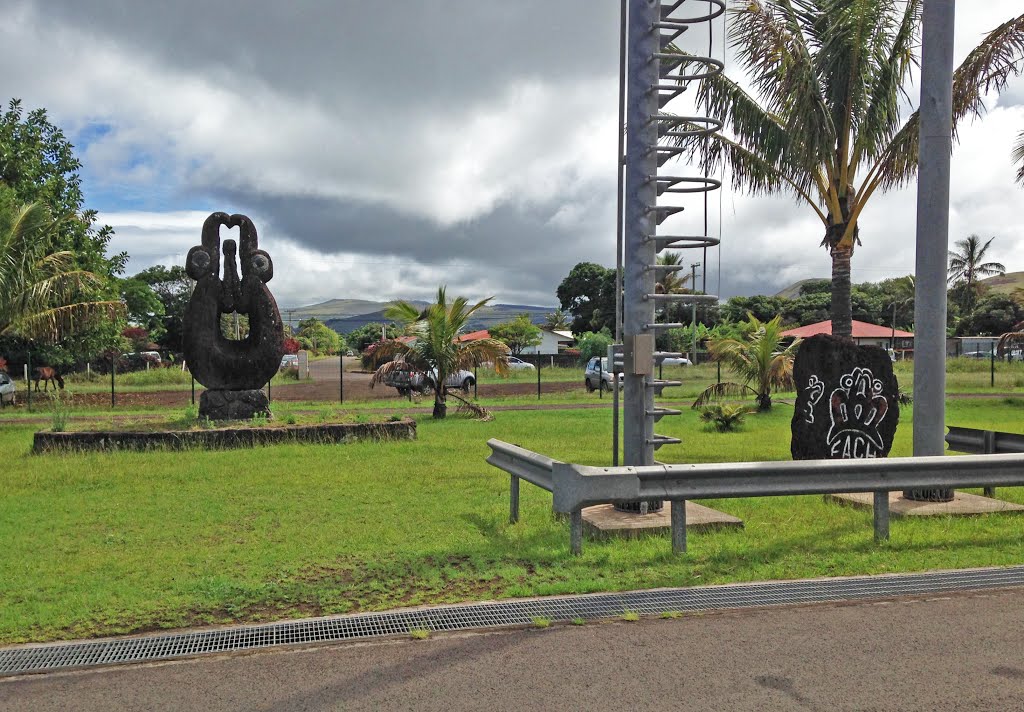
[980,271,1024,297]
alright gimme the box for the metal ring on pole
[656,115,723,138]
[654,54,724,81]
[650,175,722,193]
[658,0,726,24]
[645,233,721,249]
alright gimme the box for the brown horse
[33,367,65,392]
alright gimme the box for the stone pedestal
[200,389,270,421]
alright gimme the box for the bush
[698,404,750,432]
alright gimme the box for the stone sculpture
[183,213,284,420]
[791,334,900,462]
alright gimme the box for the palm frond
[691,382,758,408]
[1013,129,1024,185]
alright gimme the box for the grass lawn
[1,397,1023,645]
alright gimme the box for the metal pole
[473,365,478,400]
[623,0,660,467]
[110,354,115,408]
[510,475,520,524]
[910,0,954,500]
[612,0,627,467]
[599,358,603,399]
[671,499,687,554]
[537,362,541,400]
[691,263,700,363]
[570,509,583,556]
[191,374,195,405]
[26,349,31,411]
[983,430,996,498]
[991,342,996,388]
[873,491,890,541]
[340,352,344,404]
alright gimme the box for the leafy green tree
[346,322,401,354]
[575,328,613,362]
[134,265,191,350]
[119,277,166,342]
[296,317,341,355]
[721,294,788,324]
[674,2,1024,338]
[0,99,125,277]
[370,287,510,419]
[955,293,1024,337]
[556,262,616,335]
[947,234,1005,313]
[489,313,542,355]
[694,314,801,411]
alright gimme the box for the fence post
[510,475,520,524]
[110,354,115,408]
[191,373,195,406]
[984,430,996,498]
[570,509,583,555]
[537,362,541,400]
[991,343,996,388]
[339,352,344,404]
[873,491,890,541]
[671,499,687,554]
[26,350,32,411]
[474,365,478,400]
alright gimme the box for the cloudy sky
[2,1,1022,311]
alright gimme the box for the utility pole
[691,262,700,362]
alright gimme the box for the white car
[0,371,16,407]
[506,356,535,370]
[660,356,692,367]
[280,354,299,370]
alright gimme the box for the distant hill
[281,298,556,334]
[774,278,827,300]
[772,271,1024,301]
[980,271,1024,297]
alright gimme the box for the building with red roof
[781,320,914,354]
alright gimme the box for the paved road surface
[4,587,1023,711]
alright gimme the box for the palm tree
[693,314,800,411]
[544,308,571,331]
[947,234,1005,313]
[370,287,511,419]
[1013,129,1024,185]
[673,1,1024,338]
[654,251,692,324]
[0,201,122,339]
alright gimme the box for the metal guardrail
[486,438,1024,556]
[945,426,1024,497]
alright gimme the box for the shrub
[698,404,750,432]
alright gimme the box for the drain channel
[3,565,1023,677]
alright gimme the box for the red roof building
[781,320,914,351]
[457,330,490,343]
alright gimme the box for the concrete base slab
[582,501,743,539]
[826,491,1024,517]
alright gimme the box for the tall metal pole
[612,0,627,468]
[691,262,700,362]
[623,0,659,467]
[909,0,955,502]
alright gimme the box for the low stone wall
[33,418,415,453]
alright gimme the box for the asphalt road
[4,587,1023,711]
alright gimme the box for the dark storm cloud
[36,0,622,113]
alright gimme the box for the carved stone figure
[791,334,900,462]
[183,213,284,420]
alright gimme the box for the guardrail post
[510,475,520,524]
[984,430,996,497]
[873,491,890,541]
[570,509,583,555]
[671,499,687,554]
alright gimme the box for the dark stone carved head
[182,213,285,391]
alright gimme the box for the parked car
[506,356,535,371]
[0,371,15,407]
[660,356,692,367]
[381,365,476,395]
[962,351,992,359]
[584,356,623,392]
[280,354,299,370]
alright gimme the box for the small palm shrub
[698,404,751,432]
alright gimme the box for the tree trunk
[756,391,772,411]
[830,243,854,340]
[433,387,447,419]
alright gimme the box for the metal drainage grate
[3,565,1024,677]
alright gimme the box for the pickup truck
[381,365,476,395]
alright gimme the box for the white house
[521,329,575,356]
